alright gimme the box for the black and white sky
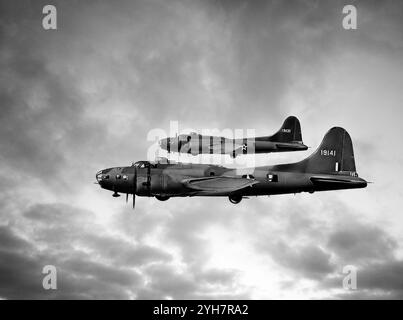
[1,0,403,299]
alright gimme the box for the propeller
[132,165,137,209]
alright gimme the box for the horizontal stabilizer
[310,176,367,188]
[275,142,308,150]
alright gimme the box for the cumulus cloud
[268,242,334,280]
[0,202,247,299]
[328,223,397,263]
[0,0,403,299]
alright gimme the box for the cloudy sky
[1,0,403,299]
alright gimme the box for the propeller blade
[132,165,137,210]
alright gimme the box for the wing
[182,176,258,193]
[208,142,245,154]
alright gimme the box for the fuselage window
[122,175,128,180]
[210,171,215,176]
[116,174,121,179]
[241,174,254,179]
[267,174,278,182]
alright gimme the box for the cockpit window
[133,161,151,168]
[178,134,191,142]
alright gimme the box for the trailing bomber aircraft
[96,127,367,208]
[159,116,308,158]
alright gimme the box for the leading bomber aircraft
[96,127,367,208]
[159,116,308,158]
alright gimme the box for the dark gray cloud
[0,201,246,299]
[269,241,334,280]
[321,259,403,300]
[309,215,403,299]
[137,264,247,299]
[0,205,149,299]
[0,0,402,299]
[249,195,403,298]
[328,223,397,263]
[348,260,403,299]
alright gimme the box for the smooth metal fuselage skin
[97,162,367,199]
[158,116,308,157]
[159,136,308,157]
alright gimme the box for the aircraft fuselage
[96,127,368,206]
[97,162,367,200]
[159,135,308,157]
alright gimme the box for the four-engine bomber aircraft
[96,127,367,208]
[159,116,308,158]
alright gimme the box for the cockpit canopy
[132,158,174,168]
[178,134,191,142]
[132,161,151,168]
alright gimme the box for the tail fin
[300,127,356,174]
[269,116,303,143]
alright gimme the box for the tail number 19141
[321,149,336,156]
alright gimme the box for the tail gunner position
[96,127,367,208]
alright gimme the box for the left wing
[181,176,258,193]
